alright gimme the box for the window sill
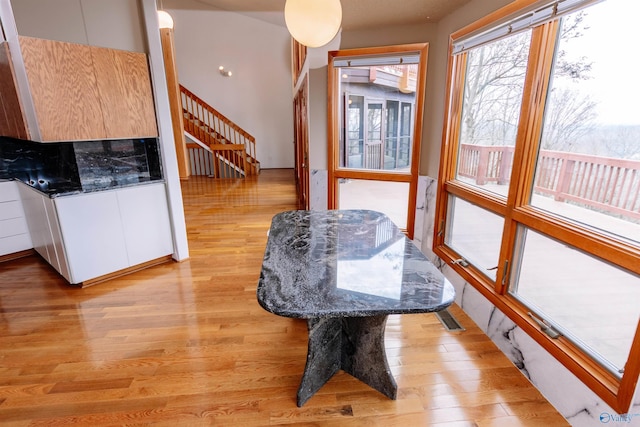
[433,243,635,414]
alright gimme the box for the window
[435,0,640,413]
[328,44,428,238]
[456,30,531,198]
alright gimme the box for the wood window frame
[434,0,640,414]
[328,43,429,239]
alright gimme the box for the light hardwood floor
[0,169,569,426]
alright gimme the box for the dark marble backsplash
[0,137,163,195]
[74,139,162,192]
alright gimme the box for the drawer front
[0,181,19,203]
[0,233,32,256]
[0,200,25,221]
[0,217,29,238]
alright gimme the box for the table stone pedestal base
[297,315,397,407]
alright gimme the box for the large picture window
[435,0,640,413]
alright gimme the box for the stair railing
[180,85,259,176]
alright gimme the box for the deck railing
[458,144,516,185]
[180,85,259,177]
[458,143,640,220]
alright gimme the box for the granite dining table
[257,209,455,406]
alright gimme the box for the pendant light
[284,0,342,48]
[157,10,174,29]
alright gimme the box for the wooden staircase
[180,85,259,178]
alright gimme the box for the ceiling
[188,0,473,30]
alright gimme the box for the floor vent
[435,309,465,331]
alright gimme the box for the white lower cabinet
[17,182,173,285]
[0,181,32,256]
[16,183,54,262]
[55,191,129,284]
[43,195,71,280]
[116,184,173,267]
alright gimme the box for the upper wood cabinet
[19,37,106,141]
[0,42,30,140]
[91,47,158,139]
[11,36,158,142]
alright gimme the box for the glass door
[328,44,429,237]
[364,99,384,170]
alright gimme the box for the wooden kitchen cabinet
[91,47,158,139]
[0,42,30,140]
[55,190,130,283]
[17,182,173,285]
[54,183,172,284]
[115,184,173,267]
[17,183,71,281]
[0,181,32,256]
[12,36,158,142]
[19,36,106,141]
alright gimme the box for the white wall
[164,0,294,170]
[10,0,145,52]
[308,67,327,171]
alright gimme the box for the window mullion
[495,22,560,295]
[507,21,560,209]
[619,319,640,407]
[512,206,640,275]
[434,52,468,250]
[441,53,468,184]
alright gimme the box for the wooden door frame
[327,43,429,239]
[293,75,310,209]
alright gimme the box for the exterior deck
[340,148,639,374]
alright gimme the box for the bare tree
[460,12,596,149]
[460,30,530,146]
[539,11,598,151]
[554,12,592,80]
[540,87,598,151]
[587,126,640,159]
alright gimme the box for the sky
[558,0,640,126]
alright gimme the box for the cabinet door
[0,43,30,140]
[15,183,69,278]
[55,191,128,284]
[42,196,70,282]
[0,182,32,256]
[19,36,106,141]
[0,181,20,203]
[91,47,158,138]
[117,184,173,266]
[16,183,54,262]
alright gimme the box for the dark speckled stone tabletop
[257,209,456,406]
[257,209,455,318]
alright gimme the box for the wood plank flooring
[0,169,569,426]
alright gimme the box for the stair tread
[181,88,259,176]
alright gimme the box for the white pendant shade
[157,10,174,29]
[285,0,342,48]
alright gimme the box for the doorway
[328,44,429,238]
